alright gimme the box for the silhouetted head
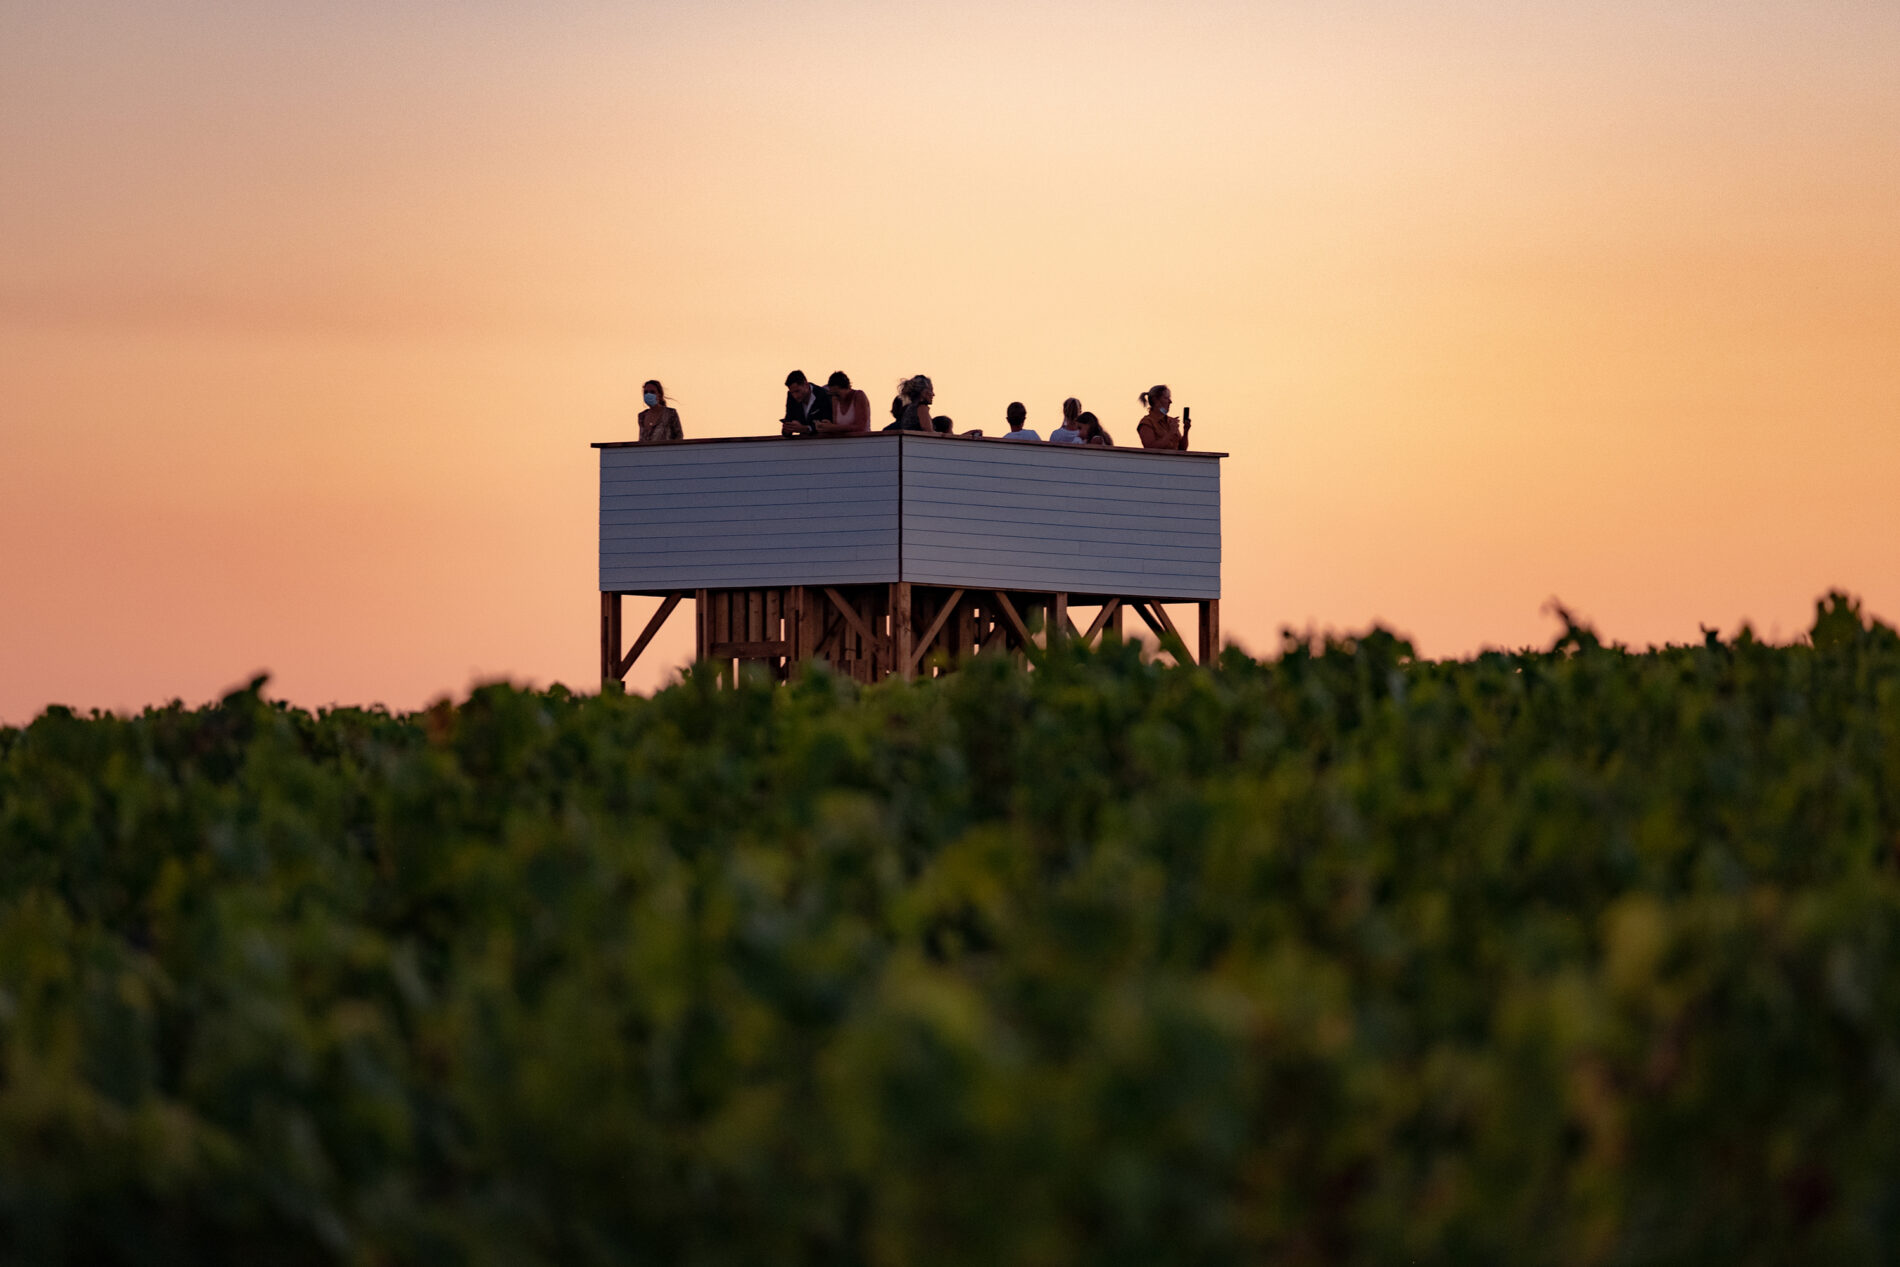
[642,379,667,407]
[1077,411,1101,439]
[1006,402,1027,428]
[902,374,934,405]
[1140,385,1171,414]
[786,369,811,402]
[1061,397,1081,426]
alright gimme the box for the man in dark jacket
[780,370,834,436]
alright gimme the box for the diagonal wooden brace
[907,588,965,673]
[616,593,683,678]
[824,587,878,647]
[1081,598,1123,645]
[990,591,1043,663]
[1130,600,1195,666]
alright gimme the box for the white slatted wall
[599,439,900,591]
[598,435,1220,598]
[899,438,1221,599]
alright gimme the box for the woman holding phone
[1136,384,1189,451]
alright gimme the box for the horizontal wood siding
[600,439,899,591]
[899,438,1221,599]
[597,434,1221,597]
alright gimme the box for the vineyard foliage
[3,595,1900,1264]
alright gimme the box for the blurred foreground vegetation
[4,595,1900,1264]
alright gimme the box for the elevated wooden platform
[595,432,1223,684]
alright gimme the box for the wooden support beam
[1149,600,1187,649]
[709,639,793,659]
[694,589,709,662]
[615,593,682,678]
[716,592,735,686]
[1051,593,1068,652]
[824,587,878,648]
[893,582,914,680]
[1199,598,1221,667]
[908,588,965,673]
[991,591,1036,657]
[601,591,620,685]
[1081,598,1122,646]
[1131,600,1194,665]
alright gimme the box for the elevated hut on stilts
[597,432,1222,685]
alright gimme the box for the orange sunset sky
[3,0,1897,721]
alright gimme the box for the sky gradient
[4,0,1897,720]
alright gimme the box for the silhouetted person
[1001,401,1040,441]
[638,379,683,442]
[815,371,872,435]
[1136,384,1189,450]
[781,370,833,436]
[1076,411,1114,446]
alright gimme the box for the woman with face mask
[637,380,683,442]
[1136,384,1188,450]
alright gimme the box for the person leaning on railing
[884,375,950,433]
[1075,411,1114,446]
[814,371,872,435]
[1048,397,1085,444]
[1136,384,1189,450]
[1001,401,1041,441]
[637,379,683,442]
[780,369,833,436]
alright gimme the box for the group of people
[635,372,1193,451]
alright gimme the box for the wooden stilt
[893,582,914,680]
[601,591,620,687]
[1199,599,1220,667]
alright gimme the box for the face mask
[643,392,658,407]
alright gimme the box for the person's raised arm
[915,403,933,432]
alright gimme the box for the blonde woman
[1049,397,1085,444]
[637,380,683,442]
[1136,384,1188,451]
[884,375,940,432]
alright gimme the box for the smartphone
[1183,406,1191,426]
